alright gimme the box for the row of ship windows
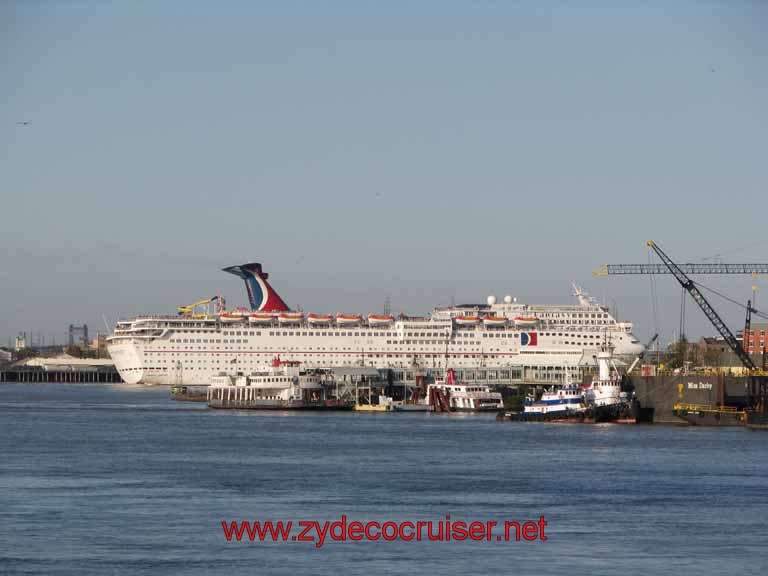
[146,352,514,362]
[149,347,503,355]
[540,333,600,338]
[536,313,609,319]
[169,333,520,344]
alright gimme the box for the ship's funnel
[222,263,290,312]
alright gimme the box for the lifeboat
[482,316,508,327]
[455,316,481,326]
[514,316,538,328]
[278,313,304,324]
[220,310,247,322]
[307,313,333,325]
[368,314,395,326]
[335,314,363,326]
[248,313,274,324]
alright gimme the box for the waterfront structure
[107,263,644,385]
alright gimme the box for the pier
[0,367,123,384]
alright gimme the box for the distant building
[0,349,12,363]
[743,322,768,370]
[15,332,27,351]
[744,322,768,355]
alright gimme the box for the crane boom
[593,263,768,276]
[646,241,756,371]
[178,296,219,316]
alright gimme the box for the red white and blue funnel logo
[520,332,538,346]
[222,263,290,312]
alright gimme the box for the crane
[626,333,659,375]
[646,241,768,417]
[177,296,219,318]
[646,241,756,371]
[593,263,768,276]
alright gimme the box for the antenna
[102,314,111,333]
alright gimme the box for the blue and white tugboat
[499,344,634,423]
[523,385,585,416]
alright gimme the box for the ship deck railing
[673,403,744,414]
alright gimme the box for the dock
[0,366,123,383]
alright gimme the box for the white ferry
[207,359,327,409]
[107,263,644,385]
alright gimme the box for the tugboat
[522,385,585,417]
[499,344,634,423]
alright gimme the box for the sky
[1,0,767,347]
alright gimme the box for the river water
[1,383,766,575]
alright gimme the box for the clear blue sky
[2,0,767,346]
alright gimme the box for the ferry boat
[107,263,644,385]
[207,359,328,410]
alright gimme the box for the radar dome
[486,295,497,306]
[503,295,513,304]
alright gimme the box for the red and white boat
[278,313,304,324]
[248,313,274,324]
[368,314,395,326]
[455,316,481,326]
[514,316,538,328]
[219,310,247,322]
[307,313,333,325]
[336,314,363,326]
[482,316,508,327]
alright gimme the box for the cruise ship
[107,263,644,385]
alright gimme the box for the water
[1,383,767,575]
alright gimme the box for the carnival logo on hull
[520,332,538,346]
